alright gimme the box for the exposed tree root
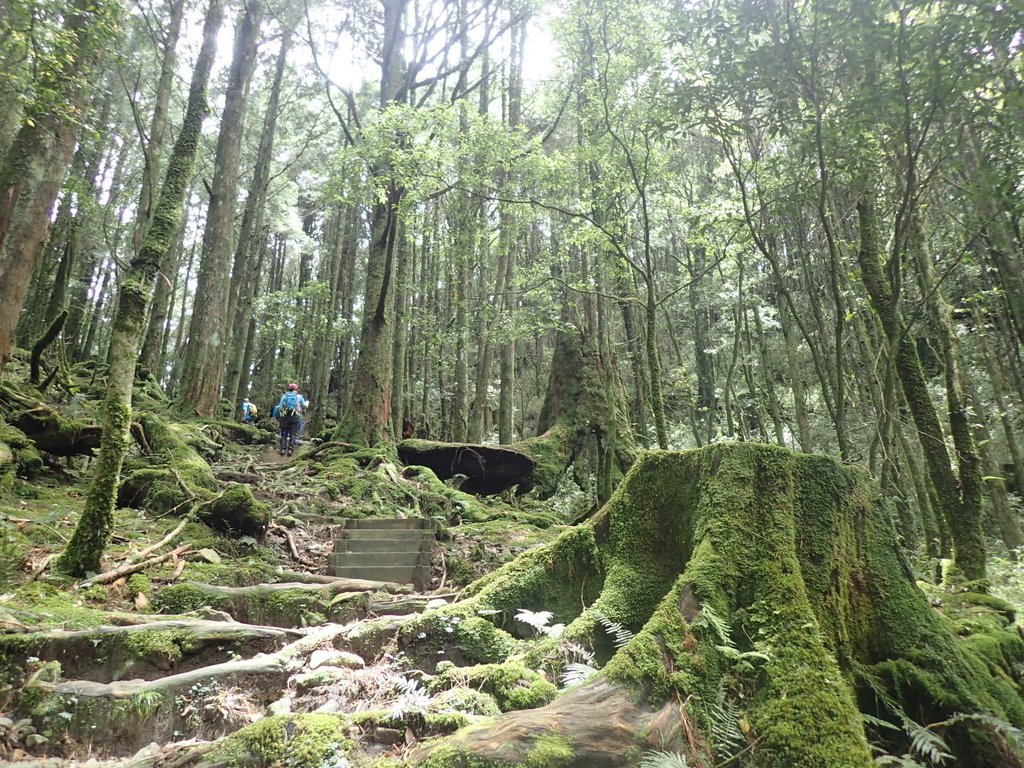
[1,619,299,682]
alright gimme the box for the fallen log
[397,439,535,495]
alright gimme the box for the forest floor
[0,427,573,768]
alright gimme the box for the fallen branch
[79,544,191,588]
[28,553,53,583]
[269,522,304,563]
[130,516,191,563]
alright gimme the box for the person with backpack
[275,383,309,456]
[240,397,257,424]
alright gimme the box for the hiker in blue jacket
[240,397,257,424]
[275,383,309,456]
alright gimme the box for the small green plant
[637,750,690,768]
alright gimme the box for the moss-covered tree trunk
[57,0,224,576]
[409,444,1024,767]
[519,318,636,502]
[334,0,407,447]
[856,195,985,580]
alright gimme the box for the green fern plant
[595,612,635,649]
[637,750,690,768]
[691,605,732,647]
[709,694,744,759]
[559,662,600,688]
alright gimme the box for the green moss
[124,627,198,665]
[204,714,352,768]
[196,483,270,537]
[429,662,557,712]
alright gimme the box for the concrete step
[342,518,436,530]
[330,564,426,588]
[335,527,434,541]
[335,537,432,553]
[330,551,427,568]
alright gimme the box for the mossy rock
[428,662,558,712]
[196,484,269,537]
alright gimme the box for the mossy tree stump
[411,444,1024,767]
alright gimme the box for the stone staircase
[329,518,437,590]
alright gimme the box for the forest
[1,0,1023,765]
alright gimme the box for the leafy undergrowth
[0,399,570,766]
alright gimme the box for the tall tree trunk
[0,0,116,372]
[58,0,223,575]
[178,0,262,416]
[335,0,408,446]
[223,27,292,405]
[131,0,185,256]
[856,195,984,579]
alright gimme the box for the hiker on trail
[240,397,257,424]
[275,383,309,456]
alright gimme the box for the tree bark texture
[409,445,1024,767]
[856,196,985,580]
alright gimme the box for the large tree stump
[409,444,1024,767]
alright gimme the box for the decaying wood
[1,619,299,682]
[397,439,536,495]
[129,517,191,563]
[275,568,412,592]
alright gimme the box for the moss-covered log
[397,439,536,495]
[410,444,1024,767]
[0,382,102,457]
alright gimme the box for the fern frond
[559,662,599,688]
[562,641,596,665]
[637,749,690,768]
[905,719,952,765]
[939,712,1024,748]
[709,697,744,758]
[692,605,733,647]
[596,613,635,648]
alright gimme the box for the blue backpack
[280,390,301,416]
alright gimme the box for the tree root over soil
[0,619,299,682]
[20,625,349,758]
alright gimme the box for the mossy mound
[0,422,43,481]
[411,444,1024,767]
[196,484,269,537]
[118,414,219,514]
[191,714,354,768]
